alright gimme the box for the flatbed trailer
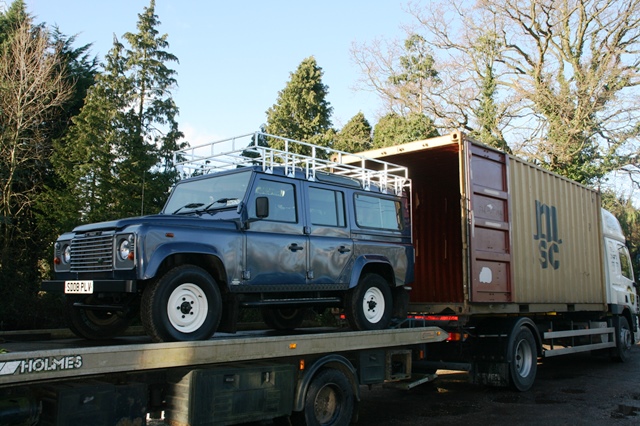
[0,325,447,425]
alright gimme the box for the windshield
[163,170,252,215]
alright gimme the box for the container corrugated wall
[509,157,604,304]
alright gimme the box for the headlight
[62,245,71,264]
[118,235,135,261]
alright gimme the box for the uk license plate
[64,280,94,294]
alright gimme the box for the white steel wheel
[362,286,385,324]
[345,274,393,331]
[141,265,222,342]
[167,283,209,333]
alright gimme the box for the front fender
[141,241,224,280]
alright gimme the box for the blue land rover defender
[43,133,413,342]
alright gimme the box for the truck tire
[345,274,392,331]
[508,326,537,391]
[141,265,222,342]
[612,316,632,362]
[261,308,307,330]
[293,368,354,426]
[65,295,136,340]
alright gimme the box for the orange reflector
[127,252,135,260]
[446,332,468,342]
[289,343,297,350]
[166,232,174,238]
[299,359,305,370]
[53,257,61,265]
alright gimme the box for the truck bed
[0,326,447,387]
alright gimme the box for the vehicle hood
[72,213,239,233]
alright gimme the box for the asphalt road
[355,344,640,425]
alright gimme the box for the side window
[355,193,402,230]
[309,187,346,227]
[618,245,634,281]
[251,180,297,223]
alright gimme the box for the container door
[467,142,512,302]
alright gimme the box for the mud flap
[218,294,239,333]
[470,361,509,387]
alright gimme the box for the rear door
[467,142,513,302]
[305,183,353,286]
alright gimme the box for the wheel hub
[366,298,377,312]
[180,300,193,315]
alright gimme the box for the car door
[305,183,353,286]
[244,177,307,286]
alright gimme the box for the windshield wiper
[172,203,204,215]
[195,198,239,215]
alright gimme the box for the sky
[24,0,412,148]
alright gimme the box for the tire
[261,307,307,330]
[65,294,137,340]
[141,265,222,342]
[508,326,537,391]
[345,274,392,331]
[293,368,354,426]
[612,316,632,362]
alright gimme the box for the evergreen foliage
[53,0,184,223]
[334,112,373,153]
[373,112,439,148]
[265,56,333,154]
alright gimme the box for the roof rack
[173,132,410,195]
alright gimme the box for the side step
[241,297,342,308]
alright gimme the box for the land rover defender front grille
[70,234,114,273]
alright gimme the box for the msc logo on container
[533,200,562,270]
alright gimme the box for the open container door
[464,139,513,303]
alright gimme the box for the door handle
[288,243,304,252]
[338,246,351,254]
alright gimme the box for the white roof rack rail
[173,132,410,195]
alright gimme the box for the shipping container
[352,131,605,315]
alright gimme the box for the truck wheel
[141,265,222,342]
[345,274,392,331]
[508,326,537,391]
[294,368,354,426]
[65,295,136,340]
[612,316,632,362]
[261,308,307,330]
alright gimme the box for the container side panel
[509,159,603,304]
[468,144,512,302]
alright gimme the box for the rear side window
[309,187,346,227]
[355,194,403,230]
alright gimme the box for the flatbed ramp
[0,327,446,387]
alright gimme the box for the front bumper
[42,280,138,293]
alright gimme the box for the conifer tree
[54,0,183,222]
[334,112,373,153]
[265,56,333,154]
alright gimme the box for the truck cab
[601,209,640,343]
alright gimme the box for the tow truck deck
[0,325,447,425]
